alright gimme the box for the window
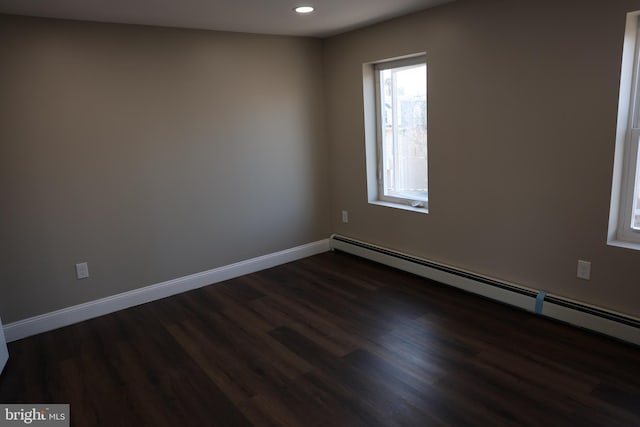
[609,12,640,247]
[363,54,428,212]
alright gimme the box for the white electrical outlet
[75,262,89,280]
[577,260,591,280]
[341,210,349,223]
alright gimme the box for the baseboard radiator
[330,234,640,346]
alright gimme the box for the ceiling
[0,0,455,38]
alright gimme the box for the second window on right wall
[374,56,428,209]
[624,15,640,233]
[609,11,640,247]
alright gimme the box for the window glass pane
[379,63,427,202]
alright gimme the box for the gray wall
[325,0,640,318]
[0,15,329,322]
[3,0,640,325]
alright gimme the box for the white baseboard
[541,299,640,345]
[330,234,640,346]
[3,239,330,342]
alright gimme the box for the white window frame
[363,53,428,213]
[0,315,7,374]
[608,11,640,248]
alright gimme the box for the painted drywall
[0,15,329,323]
[325,0,640,318]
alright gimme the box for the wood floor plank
[1,251,638,426]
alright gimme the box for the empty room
[1,0,639,425]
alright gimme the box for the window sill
[369,200,428,214]
[607,238,640,251]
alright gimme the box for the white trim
[3,239,330,342]
[368,200,428,214]
[330,235,640,346]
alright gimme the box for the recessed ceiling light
[294,6,315,14]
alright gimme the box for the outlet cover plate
[577,260,591,280]
[76,262,89,279]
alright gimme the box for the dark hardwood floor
[1,251,639,426]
